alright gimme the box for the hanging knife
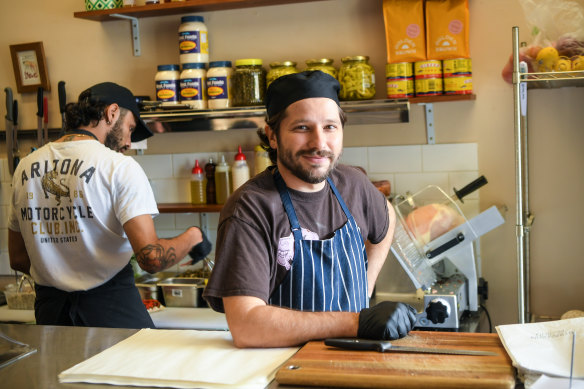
[12,99,20,171]
[5,87,14,175]
[36,87,44,146]
[58,81,66,136]
[43,97,49,144]
[324,338,497,356]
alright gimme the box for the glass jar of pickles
[267,61,298,88]
[305,58,338,79]
[232,58,267,107]
[338,56,375,100]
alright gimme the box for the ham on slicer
[388,176,505,330]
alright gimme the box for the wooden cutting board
[275,331,516,388]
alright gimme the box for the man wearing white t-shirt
[8,82,211,328]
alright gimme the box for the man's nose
[307,127,328,149]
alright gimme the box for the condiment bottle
[155,64,180,106]
[254,144,272,176]
[214,155,232,205]
[204,158,217,204]
[190,160,206,205]
[179,15,209,65]
[180,63,207,109]
[232,146,250,192]
[206,61,233,109]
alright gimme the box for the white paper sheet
[59,329,299,389]
[530,375,584,389]
[496,317,583,379]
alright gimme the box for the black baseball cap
[265,70,340,119]
[87,82,153,142]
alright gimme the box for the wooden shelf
[74,0,328,21]
[408,94,476,104]
[158,203,223,213]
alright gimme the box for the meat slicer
[388,177,505,330]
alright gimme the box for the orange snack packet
[383,0,426,63]
[425,0,470,60]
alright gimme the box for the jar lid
[182,63,206,70]
[269,61,297,68]
[341,56,369,62]
[192,160,203,174]
[157,64,180,71]
[181,15,204,23]
[306,58,334,66]
[234,146,246,161]
[235,58,263,67]
[209,61,233,68]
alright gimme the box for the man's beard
[104,117,124,152]
[277,145,339,184]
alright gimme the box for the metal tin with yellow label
[386,62,413,79]
[415,77,443,96]
[387,78,414,98]
[414,60,442,78]
[444,75,473,95]
[442,58,472,77]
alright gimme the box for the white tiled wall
[0,143,479,274]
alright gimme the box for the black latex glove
[358,301,418,340]
[188,228,212,265]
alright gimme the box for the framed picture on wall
[9,41,50,93]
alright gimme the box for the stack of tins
[414,60,442,96]
[443,58,473,95]
[386,63,414,99]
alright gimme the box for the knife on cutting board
[36,87,44,147]
[58,81,66,136]
[5,87,14,175]
[324,338,497,356]
[12,100,20,170]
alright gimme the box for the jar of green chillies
[339,56,375,101]
[305,58,338,79]
[232,58,266,106]
[267,61,298,88]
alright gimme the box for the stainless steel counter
[0,324,300,389]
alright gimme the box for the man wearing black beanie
[204,71,416,347]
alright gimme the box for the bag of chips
[383,0,426,63]
[425,0,470,60]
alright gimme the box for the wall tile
[0,252,11,275]
[340,147,369,171]
[132,154,173,179]
[153,213,175,230]
[175,213,201,229]
[0,180,12,206]
[0,206,8,229]
[0,159,10,183]
[150,178,190,203]
[0,229,7,253]
[422,143,478,172]
[368,145,422,173]
[394,172,449,196]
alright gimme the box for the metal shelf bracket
[111,14,141,56]
[421,103,436,144]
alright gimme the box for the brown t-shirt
[203,164,389,312]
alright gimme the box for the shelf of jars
[73,0,329,21]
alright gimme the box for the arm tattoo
[136,243,177,272]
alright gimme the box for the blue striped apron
[269,169,369,312]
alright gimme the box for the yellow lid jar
[305,58,338,79]
[232,58,266,107]
[267,61,298,88]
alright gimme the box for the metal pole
[512,26,526,324]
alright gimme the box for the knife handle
[325,338,384,352]
[5,87,13,121]
[58,81,66,113]
[453,175,488,203]
[37,87,44,118]
[12,100,18,126]
[43,97,48,123]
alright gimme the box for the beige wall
[0,0,582,326]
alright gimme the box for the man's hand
[358,301,417,340]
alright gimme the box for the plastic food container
[4,276,35,310]
[158,277,207,307]
[134,273,172,302]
